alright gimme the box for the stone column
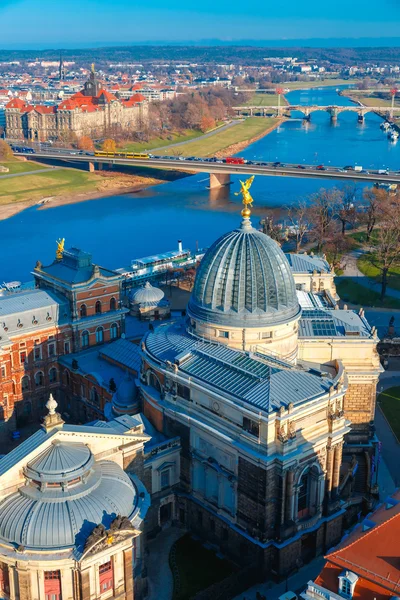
[333,443,343,496]
[16,566,31,600]
[281,471,287,525]
[124,548,134,600]
[285,469,294,522]
[325,442,334,498]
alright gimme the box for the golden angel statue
[56,238,65,260]
[234,175,255,217]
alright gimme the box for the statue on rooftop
[235,175,255,218]
[56,238,65,260]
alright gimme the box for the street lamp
[276,87,284,115]
[390,88,398,117]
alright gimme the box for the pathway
[0,167,59,179]
[146,526,185,600]
[339,248,400,300]
[151,119,243,152]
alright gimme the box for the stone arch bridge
[232,105,400,121]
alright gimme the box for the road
[150,119,244,152]
[0,167,60,179]
[14,151,400,184]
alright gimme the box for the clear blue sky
[1,0,400,48]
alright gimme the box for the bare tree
[307,188,341,252]
[286,200,309,252]
[364,195,400,299]
[362,187,387,242]
[337,184,358,235]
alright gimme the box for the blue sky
[1,0,400,47]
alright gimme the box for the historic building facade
[139,207,381,577]
[5,67,148,141]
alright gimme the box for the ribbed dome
[188,218,300,328]
[0,442,137,550]
[131,282,164,306]
[112,371,138,415]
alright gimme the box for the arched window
[110,322,118,340]
[110,297,117,311]
[80,304,87,318]
[96,326,104,344]
[82,330,89,348]
[149,371,162,393]
[297,472,310,519]
[23,402,32,416]
[21,375,29,391]
[49,367,57,383]
[297,466,320,520]
[35,371,44,387]
[95,301,102,314]
[64,370,70,386]
[90,387,99,405]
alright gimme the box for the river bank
[214,116,286,158]
[0,168,191,221]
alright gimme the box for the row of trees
[283,185,400,299]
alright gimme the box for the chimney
[178,240,183,252]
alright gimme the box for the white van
[278,593,298,600]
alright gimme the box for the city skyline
[1,0,400,48]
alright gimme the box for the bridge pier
[358,113,364,123]
[209,172,231,189]
[88,161,95,173]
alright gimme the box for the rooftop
[299,308,372,339]
[286,253,331,274]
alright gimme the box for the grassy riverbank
[158,117,279,157]
[119,129,205,153]
[0,159,52,175]
[243,93,280,106]
[284,79,358,90]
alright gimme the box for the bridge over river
[232,104,400,120]
[19,151,400,189]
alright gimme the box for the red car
[316,164,326,170]
[225,157,245,165]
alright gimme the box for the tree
[0,140,13,160]
[109,378,117,393]
[337,184,358,235]
[77,136,94,151]
[364,195,400,299]
[324,232,355,272]
[286,200,309,252]
[200,115,216,132]
[362,187,387,242]
[260,212,283,244]
[307,188,341,252]
[101,138,117,152]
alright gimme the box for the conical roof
[24,441,93,483]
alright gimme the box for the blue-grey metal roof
[188,217,300,328]
[59,345,127,390]
[299,308,371,338]
[99,338,142,373]
[34,247,119,286]
[0,289,69,340]
[286,253,330,274]
[144,320,334,413]
[25,441,93,483]
[0,457,137,550]
[130,281,165,306]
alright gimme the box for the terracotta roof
[131,83,143,91]
[316,492,400,599]
[58,99,78,110]
[6,98,25,109]
[34,105,57,115]
[96,89,117,103]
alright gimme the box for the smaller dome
[112,371,138,415]
[25,441,93,484]
[130,282,164,306]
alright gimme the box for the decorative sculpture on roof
[46,394,58,416]
[56,238,65,260]
[234,175,255,218]
[83,515,136,557]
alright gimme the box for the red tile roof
[96,90,117,103]
[6,98,25,109]
[316,492,400,599]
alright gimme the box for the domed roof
[188,217,300,328]
[112,371,138,415]
[0,441,137,550]
[130,281,164,306]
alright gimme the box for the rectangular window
[177,383,191,401]
[243,417,260,437]
[64,342,70,355]
[44,570,61,600]
[48,343,56,357]
[1,367,5,378]
[0,562,10,595]
[218,330,229,338]
[34,346,42,361]
[261,331,272,339]
[99,561,113,594]
[160,469,170,489]
[20,351,27,364]
[341,579,351,596]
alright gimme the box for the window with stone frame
[82,330,89,348]
[341,578,351,597]
[44,570,61,600]
[0,562,9,596]
[160,469,170,490]
[177,383,191,401]
[243,416,259,437]
[99,560,113,594]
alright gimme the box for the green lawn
[0,168,101,205]
[119,129,206,153]
[171,534,237,600]
[357,253,400,291]
[243,93,280,107]
[0,159,51,175]
[378,386,400,441]
[335,278,400,309]
[158,117,277,157]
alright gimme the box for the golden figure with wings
[56,238,65,260]
[235,175,255,218]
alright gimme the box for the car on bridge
[316,164,326,170]
[297,164,306,169]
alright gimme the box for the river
[1,85,400,283]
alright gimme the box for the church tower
[83,63,101,97]
[59,52,65,81]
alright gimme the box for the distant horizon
[1,37,400,53]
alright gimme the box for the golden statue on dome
[56,238,65,260]
[235,175,255,218]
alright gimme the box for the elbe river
[1,85,400,283]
